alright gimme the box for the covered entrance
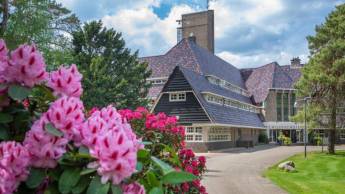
[265,122,304,144]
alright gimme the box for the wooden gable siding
[154,67,210,124]
[154,93,210,124]
[162,68,192,92]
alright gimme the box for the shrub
[258,132,269,144]
[0,39,207,194]
[278,132,292,146]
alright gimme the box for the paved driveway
[202,145,330,194]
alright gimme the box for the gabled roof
[242,62,301,104]
[176,66,264,128]
[140,38,247,98]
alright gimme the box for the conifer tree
[296,4,345,154]
[72,21,151,109]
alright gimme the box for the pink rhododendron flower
[0,168,16,194]
[90,129,137,185]
[79,114,107,148]
[48,64,83,97]
[81,105,139,185]
[122,182,145,194]
[45,96,85,140]
[0,39,9,82]
[6,43,47,87]
[24,116,68,168]
[0,141,30,194]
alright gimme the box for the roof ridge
[185,39,203,74]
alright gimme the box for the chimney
[176,10,214,53]
[291,57,301,68]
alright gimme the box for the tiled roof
[180,67,251,104]
[147,85,163,99]
[179,67,264,128]
[140,38,246,93]
[241,62,302,104]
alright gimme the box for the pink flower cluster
[122,182,145,194]
[80,106,141,184]
[0,142,30,194]
[5,43,48,87]
[48,64,83,98]
[24,97,84,168]
[119,107,185,137]
[178,149,207,194]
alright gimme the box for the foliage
[0,40,206,194]
[295,4,345,154]
[264,151,345,194]
[258,132,269,144]
[278,132,291,146]
[72,20,152,109]
[0,0,80,69]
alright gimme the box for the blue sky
[57,0,343,68]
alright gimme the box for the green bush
[258,132,269,143]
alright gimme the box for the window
[169,92,186,102]
[185,127,203,142]
[147,78,167,85]
[340,130,345,139]
[203,93,260,113]
[283,93,289,121]
[208,127,231,141]
[206,75,250,97]
[290,93,296,116]
[276,93,282,121]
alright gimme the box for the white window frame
[208,127,231,142]
[169,92,186,102]
[185,126,203,142]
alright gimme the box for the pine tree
[296,4,345,154]
[72,20,152,109]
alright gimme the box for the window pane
[283,93,289,121]
[276,93,282,121]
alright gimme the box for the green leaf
[136,161,143,172]
[87,175,110,194]
[25,168,46,189]
[146,171,160,187]
[0,125,9,140]
[149,187,163,194]
[78,146,89,154]
[8,85,31,101]
[111,185,123,194]
[0,113,13,123]
[58,168,81,194]
[45,123,63,137]
[142,141,152,145]
[162,171,197,184]
[80,168,96,176]
[72,176,90,194]
[151,156,174,175]
[137,149,149,160]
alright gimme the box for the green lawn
[264,151,345,194]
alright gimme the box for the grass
[264,151,345,194]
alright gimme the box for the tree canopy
[295,3,345,154]
[72,21,151,109]
[0,0,80,68]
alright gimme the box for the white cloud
[102,4,195,56]
[217,51,308,69]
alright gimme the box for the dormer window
[169,92,186,102]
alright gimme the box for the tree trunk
[328,88,337,154]
[0,0,9,37]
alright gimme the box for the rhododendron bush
[0,39,207,194]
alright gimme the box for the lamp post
[294,97,311,159]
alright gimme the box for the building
[141,37,265,152]
[141,10,345,151]
[241,60,304,144]
[177,10,214,53]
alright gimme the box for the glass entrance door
[296,130,303,143]
[269,129,277,143]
